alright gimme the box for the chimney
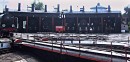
[31,3,35,12]
[83,6,85,12]
[57,4,60,12]
[70,5,72,12]
[18,3,21,11]
[5,5,7,10]
[45,5,47,12]
[108,5,111,12]
[80,6,84,12]
[96,6,98,13]
[4,5,9,14]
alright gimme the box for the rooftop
[8,9,121,14]
[3,3,121,14]
[90,3,107,9]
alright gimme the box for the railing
[13,33,130,62]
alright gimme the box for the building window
[91,23,93,25]
[88,23,89,26]
[90,27,92,31]
[85,27,87,31]
[43,26,44,29]
[98,27,100,31]
[67,27,69,30]
[78,23,80,26]
[118,15,120,17]
[108,20,110,22]
[23,21,26,29]
[29,27,31,29]
[83,23,85,25]
[79,27,81,31]
[114,23,115,26]
[42,18,44,20]
[35,27,37,30]
[65,23,67,26]
[72,27,74,30]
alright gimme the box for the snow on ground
[0,52,39,62]
[13,33,130,46]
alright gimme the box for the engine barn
[2,3,121,33]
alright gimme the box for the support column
[52,17,54,32]
[114,17,116,33]
[101,17,103,33]
[26,16,28,33]
[64,18,66,32]
[39,17,41,32]
[77,17,79,33]
[88,17,90,33]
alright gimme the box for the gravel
[0,51,40,62]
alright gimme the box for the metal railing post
[125,46,127,62]
[79,36,81,57]
[52,39,53,51]
[20,33,22,39]
[34,35,35,41]
[111,41,112,62]
[34,35,35,46]
[27,35,29,40]
[60,37,62,53]
[128,37,129,45]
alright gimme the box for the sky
[0,0,130,13]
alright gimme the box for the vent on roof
[18,3,21,11]
[4,5,9,14]
[70,5,72,12]
[54,4,60,12]
[96,6,98,13]
[80,6,85,12]
[45,5,47,12]
[31,3,35,12]
[108,5,111,12]
[57,4,60,12]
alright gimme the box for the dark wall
[9,12,121,33]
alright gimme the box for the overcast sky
[0,0,130,13]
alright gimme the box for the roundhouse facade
[4,3,122,33]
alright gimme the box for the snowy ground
[13,33,130,62]
[13,33,130,46]
[0,51,40,62]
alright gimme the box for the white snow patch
[14,59,27,62]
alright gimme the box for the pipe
[70,5,72,12]
[18,3,21,11]
[31,3,35,12]
[45,5,47,12]
[57,4,60,12]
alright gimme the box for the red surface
[56,26,65,32]
[2,28,16,32]
[14,39,22,43]
[41,38,48,41]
